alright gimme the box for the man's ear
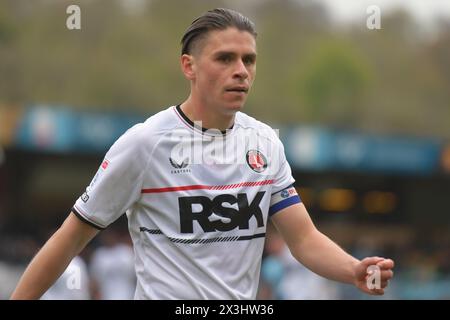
[181,54,196,80]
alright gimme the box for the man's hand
[353,257,395,295]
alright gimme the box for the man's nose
[233,60,249,79]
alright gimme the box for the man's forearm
[11,213,98,299]
[11,230,77,299]
[290,229,359,284]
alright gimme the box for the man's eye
[218,56,232,63]
[243,58,255,65]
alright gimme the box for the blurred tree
[247,0,330,122]
[0,0,449,138]
[0,1,21,103]
[0,3,15,44]
[297,40,372,126]
[347,10,450,138]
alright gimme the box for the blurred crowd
[258,223,450,299]
[1,221,450,300]
[0,227,136,300]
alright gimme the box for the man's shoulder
[121,106,178,137]
[110,106,178,151]
[140,105,180,133]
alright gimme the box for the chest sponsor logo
[179,192,265,233]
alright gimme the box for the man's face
[187,27,257,114]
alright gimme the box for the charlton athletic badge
[246,150,268,173]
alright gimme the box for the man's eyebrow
[213,51,257,58]
[243,53,257,60]
[213,51,236,57]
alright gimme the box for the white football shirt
[73,105,301,299]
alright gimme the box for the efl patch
[81,191,90,203]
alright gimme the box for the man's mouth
[225,86,248,93]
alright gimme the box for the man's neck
[180,98,236,132]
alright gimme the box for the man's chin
[224,102,244,113]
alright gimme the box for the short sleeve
[269,138,301,216]
[73,124,149,229]
[271,137,296,194]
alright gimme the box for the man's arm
[10,212,99,299]
[271,202,394,295]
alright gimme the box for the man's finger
[367,287,384,295]
[377,259,395,270]
[362,256,385,268]
[380,269,394,280]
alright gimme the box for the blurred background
[1,0,450,299]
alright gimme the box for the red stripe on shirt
[141,179,275,194]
